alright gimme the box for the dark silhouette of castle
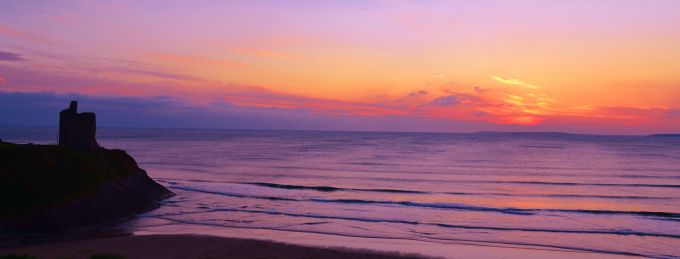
[59,101,99,152]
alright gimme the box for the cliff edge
[0,142,174,233]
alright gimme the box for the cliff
[0,142,174,233]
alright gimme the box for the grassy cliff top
[0,142,141,222]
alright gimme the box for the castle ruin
[59,101,99,152]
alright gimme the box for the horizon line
[1,124,678,138]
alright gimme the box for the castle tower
[59,101,99,152]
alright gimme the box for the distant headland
[649,134,680,138]
[0,101,173,234]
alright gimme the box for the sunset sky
[1,0,679,134]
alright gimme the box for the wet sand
[0,234,429,259]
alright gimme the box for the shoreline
[0,234,428,259]
[128,225,639,259]
[0,223,640,259]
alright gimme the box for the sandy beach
[1,227,642,259]
[0,234,429,259]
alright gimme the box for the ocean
[2,127,680,258]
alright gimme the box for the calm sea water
[2,127,680,258]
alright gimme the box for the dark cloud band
[0,51,25,62]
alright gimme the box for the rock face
[0,142,174,234]
[59,101,99,152]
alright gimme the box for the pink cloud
[0,24,52,44]
[145,51,245,69]
[0,64,188,97]
[223,90,407,117]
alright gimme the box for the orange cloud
[145,51,245,69]
[224,82,680,127]
[223,89,407,117]
[3,46,677,130]
[4,56,679,131]
[500,116,544,125]
[492,76,540,89]
[385,82,677,128]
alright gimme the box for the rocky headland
[0,101,173,234]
